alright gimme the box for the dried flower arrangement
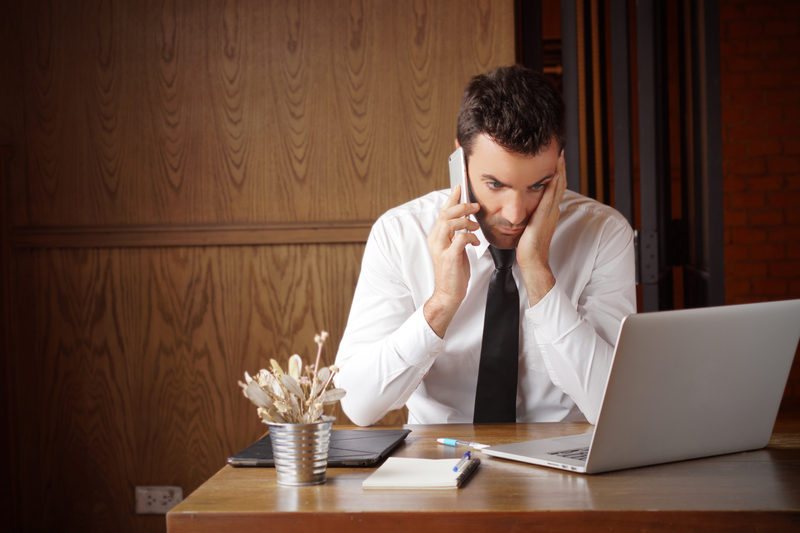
[238,331,346,424]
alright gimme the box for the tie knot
[489,245,516,270]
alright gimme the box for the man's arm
[516,152,636,424]
[423,185,480,337]
[334,188,479,426]
[526,218,636,424]
[334,267,442,426]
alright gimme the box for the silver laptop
[483,299,800,474]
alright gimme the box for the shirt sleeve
[524,215,637,425]
[334,218,445,426]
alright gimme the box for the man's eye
[488,182,502,189]
[531,183,545,191]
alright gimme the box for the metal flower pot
[267,420,333,486]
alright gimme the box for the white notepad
[362,457,480,490]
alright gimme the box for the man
[334,65,636,426]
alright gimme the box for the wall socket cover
[135,485,183,515]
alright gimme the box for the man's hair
[456,65,565,162]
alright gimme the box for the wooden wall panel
[12,244,375,531]
[17,0,515,228]
[0,148,18,532]
[3,1,516,531]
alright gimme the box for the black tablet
[227,428,411,467]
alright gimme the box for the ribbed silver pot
[267,420,333,486]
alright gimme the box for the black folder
[227,428,411,467]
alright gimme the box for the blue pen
[438,438,490,450]
[453,451,471,472]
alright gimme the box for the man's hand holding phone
[423,179,480,339]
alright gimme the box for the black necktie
[474,245,519,423]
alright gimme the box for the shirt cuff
[388,305,447,368]
[524,281,581,343]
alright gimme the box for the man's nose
[502,193,528,226]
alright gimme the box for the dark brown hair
[456,65,565,162]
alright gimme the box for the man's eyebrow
[480,173,555,187]
[480,173,504,184]
[533,173,555,186]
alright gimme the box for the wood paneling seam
[10,222,374,248]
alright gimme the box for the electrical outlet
[135,485,183,515]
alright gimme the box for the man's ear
[455,139,461,149]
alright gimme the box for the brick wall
[720,0,800,405]
[721,0,800,305]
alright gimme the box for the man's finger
[442,184,462,210]
[450,230,481,251]
[557,152,568,191]
[538,173,560,214]
[447,217,480,238]
[442,201,480,222]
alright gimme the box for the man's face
[466,134,560,249]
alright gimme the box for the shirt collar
[473,226,522,266]
[474,225,493,260]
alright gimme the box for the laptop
[483,299,800,474]
[228,428,411,467]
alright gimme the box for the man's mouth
[497,226,524,236]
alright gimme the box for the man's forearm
[335,308,445,426]
[522,265,556,306]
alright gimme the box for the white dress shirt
[334,188,637,426]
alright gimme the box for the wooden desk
[167,418,800,532]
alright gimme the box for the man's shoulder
[366,190,447,261]
[559,190,630,229]
[377,189,449,227]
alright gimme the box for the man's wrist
[423,292,460,339]
[522,266,556,306]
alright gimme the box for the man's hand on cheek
[517,152,567,304]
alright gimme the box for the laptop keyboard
[549,447,589,461]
